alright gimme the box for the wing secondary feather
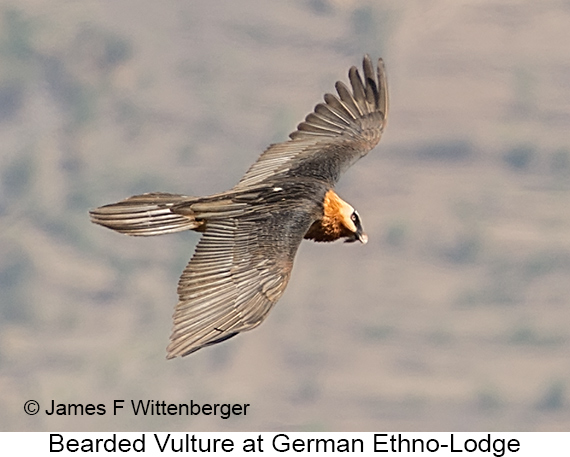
[167,206,315,358]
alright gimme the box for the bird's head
[337,201,368,244]
[305,189,369,244]
[346,209,368,244]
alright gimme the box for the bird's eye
[351,212,358,223]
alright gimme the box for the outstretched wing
[166,206,314,358]
[236,55,388,189]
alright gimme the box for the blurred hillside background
[1,0,570,431]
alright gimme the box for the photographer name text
[41,400,249,419]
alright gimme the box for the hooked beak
[346,228,368,244]
[356,229,368,244]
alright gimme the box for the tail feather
[90,192,201,236]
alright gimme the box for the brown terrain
[1,0,569,431]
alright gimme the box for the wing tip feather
[288,55,388,141]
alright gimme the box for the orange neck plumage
[304,190,356,242]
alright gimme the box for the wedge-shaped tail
[89,192,201,236]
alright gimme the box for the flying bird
[90,55,388,358]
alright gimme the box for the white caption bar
[1,432,568,455]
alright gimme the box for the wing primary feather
[377,58,389,122]
[302,112,345,133]
[362,55,377,108]
[314,103,351,127]
[348,66,369,115]
[335,81,363,118]
[322,93,357,122]
[296,122,342,136]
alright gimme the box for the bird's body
[90,56,388,358]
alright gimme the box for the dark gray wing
[236,55,388,188]
[166,206,313,358]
